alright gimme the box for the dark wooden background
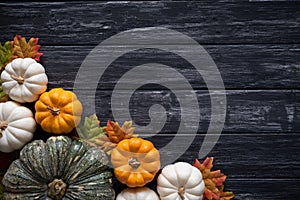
[1,1,300,199]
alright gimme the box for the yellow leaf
[11,35,42,61]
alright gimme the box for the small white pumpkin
[157,162,205,200]
[0,101,36,153]
[1,58,48,103]
[116,187,160,200]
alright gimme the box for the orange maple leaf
[194,157,234,200]
[106,120,136,143]
[12,34,43,61]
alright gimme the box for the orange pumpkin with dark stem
[35,88,83,134]
[111,138,160,188]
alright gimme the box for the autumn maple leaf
[76,114,116,154]
[11,34,43,61]
[0,78,9,102]
[0,41,13,70]
[194,157,234,200]
[106,120,136,143]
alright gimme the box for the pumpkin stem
[128,157,141,169]
[10,74,24,84]
[178,186,185,200]
[47,106,60,115]
[47,179,67,200]
[0,121,8,137]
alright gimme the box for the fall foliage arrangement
[0,35,234,200]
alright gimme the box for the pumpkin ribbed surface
[2,136,115,200]
[1,58,48,103]
[111,138,160,188]
[0,101,36,153]
[116,187,160,200]
[157,162,205,200]
[35,88,82,134]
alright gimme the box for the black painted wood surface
[1,1,300,44]
[41,45,300,89]
[0,1,300,200]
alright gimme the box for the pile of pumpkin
[0,35,234,200]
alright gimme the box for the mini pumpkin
[116,187,160,200]
[1,58,48,103]
[35,88,83,134]
[2,136,115,200]
[157,162,205,200]
[0,101,36,153]
[111,137,160,188]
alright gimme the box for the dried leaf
[0,41,13,70]
[11,34,43,61]
[106,120,136,143]
[0,78,9,103]
[194,157,234,200]
[77,114,106,141]
[219,185,234,200]
[93,135,117,155]
[121,121,135,136]
[77,114,116,154]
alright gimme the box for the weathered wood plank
[0,1,299,44]
[221,179,299,200]
[71,90,300,133]
[40,45,300,90]
[147,134,300,178]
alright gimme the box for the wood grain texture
[221,179,300,200]
[147,134,300,178]
[0,1,299,44]
[74,90,300,133]
[40,45,300,90]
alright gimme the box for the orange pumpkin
[35,88,83,134]
[111,138,160,188]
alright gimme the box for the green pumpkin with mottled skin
[2,136,115,200]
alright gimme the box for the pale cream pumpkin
[0,101,36,153]
[116,187,160,200]
[1,58,48,103]
[157,162,205,200]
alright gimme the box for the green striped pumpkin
[2,136,115,200]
